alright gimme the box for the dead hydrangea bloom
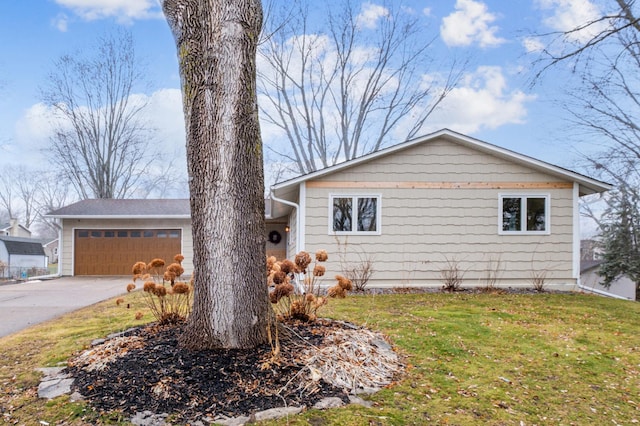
[174,254,185,263]
[132,261,147,275]
[280,259,295,274]
[148,258,165,268]
[126,283,136,292]
[313,265,326,277]
[315,249,328,262]
[272,270,287,285]
[143,281,156,292]
[153,284,167,297]
[172,282,190,294]
[266,255,277,271]
[327,285,347,298]
[295,251,312,272]
[336,275,353,291]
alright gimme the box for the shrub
[124,254,192,325]
[267,250,351,322]
[441,257,465,292]
[335,237,375,292]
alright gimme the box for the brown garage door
[74,229,182,275]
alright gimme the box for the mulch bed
[66,320,355,424]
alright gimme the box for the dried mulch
[66,319,398,424]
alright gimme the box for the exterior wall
[286,208,298,257]
[266,221,288,260]
[8,254,47,268]
[60,218,193,276]
[43,241,59,264]
[301,137,577,289]
[13,227,31,238]
[580,268,636,300]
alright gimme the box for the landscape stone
[313,397,345,409]
[212,415,251,426]
[348,395,373,408]
[37,377,75,399]
[253,406,304,421]
[130,410,169,426]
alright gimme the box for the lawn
[1,291,639,425]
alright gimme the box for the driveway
[0,276,129,338]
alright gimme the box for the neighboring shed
[41,238,59,264]
[579,260,637,301]
[0,236,47,278]
[268,129,612,290]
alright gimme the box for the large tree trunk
[162,0,271,349]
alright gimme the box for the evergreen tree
[598,184,640,298]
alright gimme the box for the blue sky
[0,0,606,176]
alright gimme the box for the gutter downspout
[50,218,63,277]
[269,189,305,294]
[268,189,301,255]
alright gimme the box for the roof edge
[272,128,612,196]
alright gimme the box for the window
[500,194,549,234]
[330,195,381,234]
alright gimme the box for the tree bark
[162,0,272,349]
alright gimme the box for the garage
[74,229,182,275]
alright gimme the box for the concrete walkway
[0,276,128,338]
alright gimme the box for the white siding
[301,137,577,289]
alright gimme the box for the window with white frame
[499,194,549,234]
[330,195,381,234]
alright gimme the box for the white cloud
[522,37,545,53]
[536,0,604,43]
[54,0,163,24]
[440,0,506,48]
[414,66,536,134]
[356,3,389,30]
[12,88,185,166]
[51,13,70,32]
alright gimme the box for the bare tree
[534,2,640,285]
[34,171,74,236]
[162,0,272,350]
[14,167,40,229]
[0,168,17,221]
[0,166,51,231]
[41,31,155,199]
[533,1,640,221]
[258,0,464,175]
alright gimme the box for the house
[48,129,611,288]
[0,236,48,279]
[580,260,637,300]
[268,129,611,289]
[0,219,32,238]
[41,238,59,264]
[46,199,288,276]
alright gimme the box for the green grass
[1,291,640,425]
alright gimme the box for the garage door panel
[75,229,182,275]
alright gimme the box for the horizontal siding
[300,137,577,288]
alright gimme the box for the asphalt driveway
[0,276,128,338]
